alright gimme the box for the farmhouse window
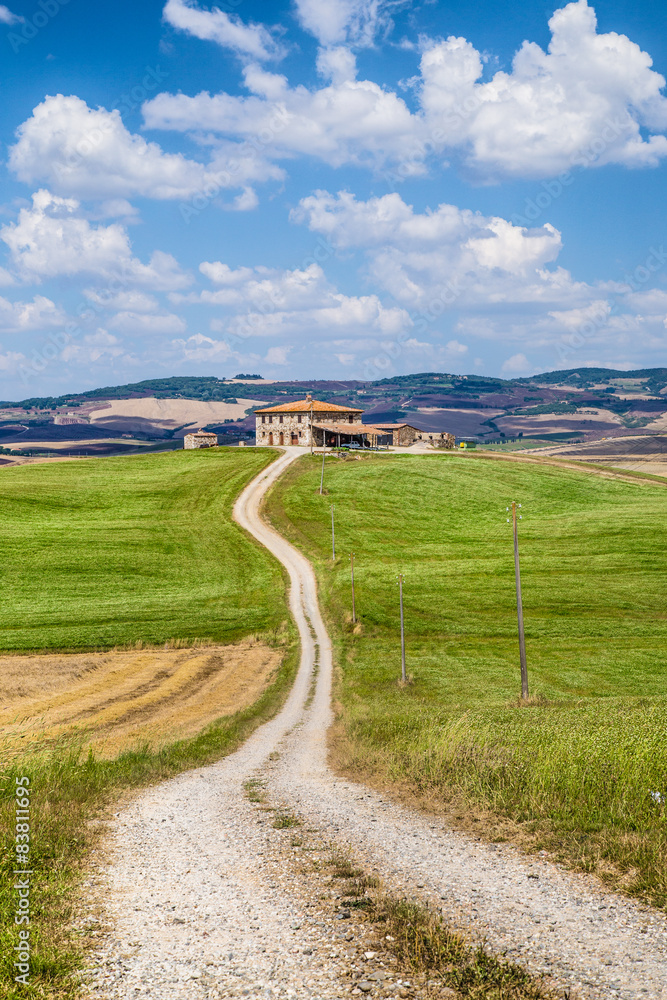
[298,415,302,423]
[349,415,353,423]
[262,415,266,423]
[269,415,273,424]
[279,415,284,424]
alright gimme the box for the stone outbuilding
[373,423,421,447]
[416,431,456,449]
[364,423,456,449]
[184,429,218,449]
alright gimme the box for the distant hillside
[2,367,667,457]
[5,367,667,412]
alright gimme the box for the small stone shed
[184,429,218,449]
[373,423,421,447]
[373,424,455,448]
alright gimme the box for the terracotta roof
[255,397,363,414]
[313,422,385,435]
[190,428,217,435]
[371,423,419,430]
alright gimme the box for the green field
[0,448,285,651]
[266,452,667,907]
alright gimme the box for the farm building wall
[255,410,360,446]
[415,431,455,449]
[184,432,218,449]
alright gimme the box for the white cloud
[444,339,468,356]
[84,289,160,313]
[144,1,667,183]
[292,187,667,365]
[0,350,26,373]
[143,66,421,172]
[0,266,15,287]
[109,311,187,335]
[0,5,22,24]
[293,190,574,311]
[0,293,66,333]
[60,330,128,365]
[223,186,259,212]
[294,0,401,47]
[501,353,532,374]
[186,259,411,341]
[96,199,141,220]
[264,345,291,365]
[10,95,247,201]
[170,332,235,362]
[199,261,255,286]
[419,0,667,178]
[1,190,191,290]
[163,0,285,61]
[316,46,358,85]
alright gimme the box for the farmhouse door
[279,432,284,445]
[291,433,298,445]
[268,432,273,445]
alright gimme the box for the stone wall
[415,431,455,449]
[184,432,218,449]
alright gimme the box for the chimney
[306,393,312,402]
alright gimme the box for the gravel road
[87,448,667,1000]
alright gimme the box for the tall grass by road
[266,452,667,907]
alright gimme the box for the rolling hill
[2,367,667,461]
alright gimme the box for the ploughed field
[266,451,667,908]
[0,448,288,755]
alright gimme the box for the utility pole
[310,398,314,455]
[397,573,406,683]
[320,438,326,494]
[330,504,336,560]
[350,553,356,623]
[507,502,529,699]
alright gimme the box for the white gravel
[86,449,667,1000]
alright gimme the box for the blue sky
[1,0,667,398]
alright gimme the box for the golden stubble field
[0,641,281,759]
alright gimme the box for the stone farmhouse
[254,395,454,449]
[255,395,368,447]
[184,429,218,449]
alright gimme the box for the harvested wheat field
[0,642,281,758]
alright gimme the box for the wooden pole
[511,501,529,699]
[310,401,314,455]
[331,504,336,560]
[320,440,326,495]
[350,553,356,623]
[398,573,406,682]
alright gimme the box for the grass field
[0,447,297,999]
[0,448,286,651]
[266,451,667,908]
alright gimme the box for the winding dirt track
[89,449,667,1000]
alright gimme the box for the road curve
[89,449,667,1000]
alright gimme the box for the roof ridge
[255,397,363,414]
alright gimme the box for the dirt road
[88,449,667,1000]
